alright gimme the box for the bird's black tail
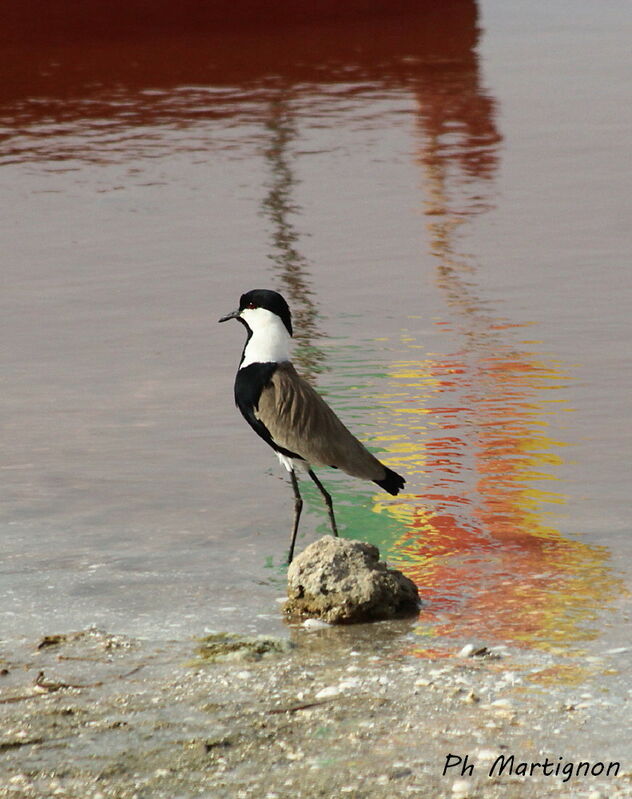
[374,466,405,496]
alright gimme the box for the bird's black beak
[218,309,240,323]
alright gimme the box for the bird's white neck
[240,307,292,368]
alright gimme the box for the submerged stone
[35,628,137,651]
[284,536,420,624]
[193,633,293,664]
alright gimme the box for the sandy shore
[1,625,630,799]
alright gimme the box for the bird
[219,289,405,563]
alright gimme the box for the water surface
[1,1,631,664]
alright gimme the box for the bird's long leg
[288,469,303,564]
[308,469,338,537]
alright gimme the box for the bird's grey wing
[256,362,386,481]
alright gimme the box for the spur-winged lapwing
[219,289,405,563]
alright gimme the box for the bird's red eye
[246,302,256,309]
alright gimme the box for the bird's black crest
[239,289,293,336]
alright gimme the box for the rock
[284,536,420,624]
[301,618,330,630]
[457,643,501,659]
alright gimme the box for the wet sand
[1,626,631,798]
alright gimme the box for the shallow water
[1,0,631,665]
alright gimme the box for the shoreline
[1,626,631,798]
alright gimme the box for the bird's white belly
[276,452,309,473]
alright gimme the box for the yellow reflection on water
[369,341,617,652]
[357,26,621,653]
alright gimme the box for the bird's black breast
[234,362,302,460]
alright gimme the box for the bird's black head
[219,289,293,336]
[239,290,292,333]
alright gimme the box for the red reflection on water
[3,0,457,38]
[390,348,614,650]
[354,19,619,651]
[1,1,493,165]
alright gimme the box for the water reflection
[1,0,619,650]
[365,14,618,651]
[0,1,485,164]
[261,96,325,380]
[377,349,615,651]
